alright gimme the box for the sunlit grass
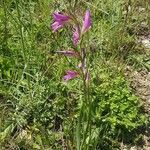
[0,0,149,149]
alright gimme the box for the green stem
[80,82,91,150]
[15,0,27,62]
[3,0,8,47]
[79,40,91,150]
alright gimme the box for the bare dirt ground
[131,69,150,115]
[134,35,150,115]
[124,66,150,150]
[123,35,150,150]
[131,69,150,150]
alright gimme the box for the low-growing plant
[0,0,148,150]
[50,5,148,149]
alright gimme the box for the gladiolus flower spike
[51,10,92,82]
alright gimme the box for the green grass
[0,0,149,149]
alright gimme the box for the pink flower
[73,26,80,45]
[53,12,70,21]
[81,10,92,33]
[56,50,79,57]
[63,70,79,81]
[72,10,92,46]
[51,21,64,32]
[51,12,70,32]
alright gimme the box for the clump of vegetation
[0,0,149,149]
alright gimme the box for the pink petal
[63,70,79,81]
[82,10,92,33]
[53,12,70,21]
[51,12,70,32]
[73,26,80,46]
[56,50,79,57]
[51,21,63,32]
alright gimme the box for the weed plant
[0,0,149,149]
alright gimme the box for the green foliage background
[0,0,149,149]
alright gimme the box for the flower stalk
[51,9,92,149]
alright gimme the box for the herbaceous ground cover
[0,0,150,149]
